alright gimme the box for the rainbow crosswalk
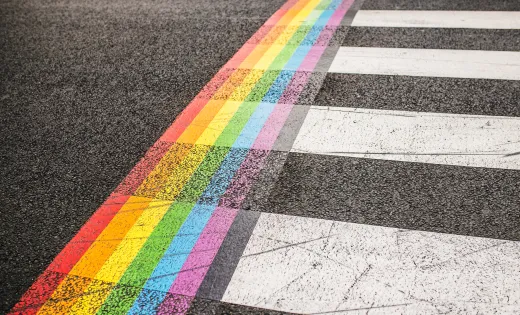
[8,0,353,314]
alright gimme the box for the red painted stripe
[8,271,66,315]
[114,141,174,195]
[9,0,306,313]
[8,194,130,314]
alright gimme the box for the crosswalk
[9,0,520,314]
[214,0,520,314]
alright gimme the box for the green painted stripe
[96,1,333,313]
[97,202,195,314]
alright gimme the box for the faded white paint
[329,47,520,80]
[222,213,520,315]
[352,10,520,29]
[291,106,520,170]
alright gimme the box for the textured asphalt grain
[314,74,520,117]
[343,27,520,51]
[361,0,520,10]
[265,153,520,241]
[187,297,297,315]
[0,0,285,312]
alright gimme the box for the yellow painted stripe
[133,143,194,198]
[37,196,152,314]
[59,1,325,313]
[195,101,247,145]
[198,0,322,139]
[176,100,227,144]
[209,69,252,102]
[155,144,213,201]
[68,199,172,313]
[254,0,321,69]
[90,200,173,282]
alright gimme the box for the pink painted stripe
[329,9,348,26]
[298,45,327,71]
[252,103,295,150]
[167,207,239,296]
[156,2,355,311]
[219,2,354,206]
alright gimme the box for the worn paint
[9,0,354,314]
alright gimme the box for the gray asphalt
[3,0,520,313]
[315,74,520,116]
[362,0,520,10]
[0,0,284,312]
[343,27,520,51]
[264,153,520,241]
[187,297,295,315]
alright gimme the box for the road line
[329,47,520,80]
[10,0,357,314]
[292,106,520,169]
[352,10,520,29]
[94,0,325,312]
[222,213,520,314]
[12,0,297,312]
[37,196,153,314]
[362,0,520,11]
[197,210,262,301]
[127,2,351,313]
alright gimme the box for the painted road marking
[292,106,520,169]
[329,47,520,80]
[222,212,520,314]
[341,27,520,51]
[259,151,520,240]
[11,0,520,314]
[352,10,520,29]
[65,0,326,313]
[9,0,355,314]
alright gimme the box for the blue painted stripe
[125,3,341,314]
[127,148,248,314]
[262,70,296,103]
[233,102,277,148]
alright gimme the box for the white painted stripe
[352,10,520,29]
[291,106,520,170]
[329,47,520,80]
[222,213,520,315]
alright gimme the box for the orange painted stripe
[9,0,311,314]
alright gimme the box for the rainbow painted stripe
[9,0,352,314]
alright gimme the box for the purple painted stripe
[155,294,193,315]
[298,46,327,71]
[155,2,355,310]
[220,3,353,207]
[314,27,336,46]
[338,0,354,10]
[166,207,238,297]
[278,71,313,105]
[252,103,295,150]
[218,149,270,209]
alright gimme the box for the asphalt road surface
[2,0,519,314]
